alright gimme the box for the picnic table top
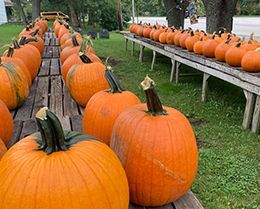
[9,29,204,209]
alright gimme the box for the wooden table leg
[151,50,156,70]
[242,90,256,130]
[125,38,128,51]
[131,41,135,56]
[139,45,145,62]
[252,95,260,133]
[175,62,181,84]
[170,59,176,82]
[201,73,211,102]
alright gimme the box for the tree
[117,0,123,30]
[163,0,189,28]
[202,0,238,33]
[14,0,28,25]
[67,0,80,27]
[32,0,41,19]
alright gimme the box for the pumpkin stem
[7,47,14,57]
[235,42,242,48]
[12,39,21,49]
[105,66,124,93]
[141,75,167,116]
[30,29,39,37]
[19,36,38,45]
[79,52,92,63]
[36,107,67,155]
[71,34,79,47]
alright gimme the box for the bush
[99,4,118,31]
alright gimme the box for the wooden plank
[44,37,50,46]
[20,119,37,139]
[174,191,203,209]
[147,203,174,209]
[7,120,23,148]
[50,76,63,118]
[71,115,83,132]
[50,58,60,75]
[32,76,49,117]
[128,203,145,209]
[38,59,51,76]
[15,78,38,120]
[252,95,260,133]
[63,85,79,116]
[60,116,71,131]
[45,46,53,58]
[52,46,60,58]
[242,91,256,129]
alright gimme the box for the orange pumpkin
[135,25,144,36]
[0,60,29,109]
[66,61,109,107]
[185,31,200,52]
[179,30,191,49]
[241,39,258,51]
[0,138,7,159]
[174,30,184,46]
[143,26,152,38]
[129,23,137,33]
[61,35,83,51]
[82,67,140,145]
[0,107,129,209]
[19,35,44,55]
[60,31,82,46]
[241,48,260,72]
[215,38,232,62]
[54,20,63,37]
[225,42,247,67]
[153,27,165,42]
[110,76,198,206]
[58,24,70,43]
[159,29,169,44]
[193,37,205,55]
[0,99,13,146]
[202,35,220,58]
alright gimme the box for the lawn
[1,23,259,209]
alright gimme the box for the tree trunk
[67,0,79,27]
[32,0,41,19]
[117,0,123,30]
[202,0,238,33]
[14,0,28,26]
[163,0,189,28]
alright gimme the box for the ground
[0,23,259,209]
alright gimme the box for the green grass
[0,23,259,209]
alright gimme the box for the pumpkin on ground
[0,99,13,146]
[0,59,29,110]
[0,138,7,159]
[0,107,129,209]
[82,67,140,145]
[66,59,109,107]
[110,76,198,207]
[241,48,260,72]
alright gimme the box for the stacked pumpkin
[129,23,260,72]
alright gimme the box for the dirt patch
[100,56,122,66]
[188,117,207,128]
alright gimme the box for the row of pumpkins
[130,23,260,72]
[0,18,198,208]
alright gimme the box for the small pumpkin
[185,31,200,52]
[225,42,247,67]
[60,31,82,46]
[143,25,152,38]
[110,76,198,206]
[153,27,165,42]
[66,59,109,107]
[61,35,83,51]
[19,35,44,55]
[58,23,70,43]
[0,107,129,209]
[174,30,185,47]
[0,99,13,146]
[202,35,220,58]
[193,37,205,55]
[166,28,176,45]
[135,24,144,37]
[241,48,260,72]
[0,138,7,159]
[214,38,232,62]
[82,67,140,145]
[159,28,169,44]
[129,23,137,33]
[0,59,29,109]
[179,29,191,49]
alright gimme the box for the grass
[1,23,259,209]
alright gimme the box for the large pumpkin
[214,38,232,62]
[202,35,220,58]
[185,31,200,52]
[241,48,260,72]
[66,60,109,107]
[19,35,44,55]
[166,28,176,45]
[82,67,140,145]
[110,76,198,207]
[225,42,247,67]
[0,138,7,159]
[0,99,13,146]
[0,108,129,209]
[0,60,29,109]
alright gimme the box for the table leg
[242,90,256,130]
[252,95,260,133]
[139,45,145,62]
[201,73,211,102]
[151,50,156,71]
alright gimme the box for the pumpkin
[214,38,232,62]
[202,35,220,58]
[110,76,198,206]
[61,35,83,51]
[18,26,32,38]
[19,35,44,55]
[0,138,7,159]
[54,20,63,37]
[159,29,169,44]
[153,27,165,42]
[135,25,144,36]
[82,67,140,145]
[185,31,200,52]
[0,107,129,209]
[179,30,191,49]
[174,30,184,46]
[0,99,13,146]
[66,60,109,107]
[58,23,70,43]
[225,42,247,67]
[60,31,82,46]
[166,28,176,44]
[0,59,29,109]
[241,39,258,51]
[149,26,157,40]
[130,23,137,33]
[193,37,205,55]
[143,25,152,38]
[241,48,260,72]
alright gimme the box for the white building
[0,0,7,24]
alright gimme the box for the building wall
[0,0,7,24]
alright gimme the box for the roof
[4,0,14,7]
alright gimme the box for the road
[132,17,260,40]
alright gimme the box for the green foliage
[239,0,260,15]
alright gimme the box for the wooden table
[8,29,204,209]
[122,31,260,133]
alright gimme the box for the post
[132,0,135,23]
[151,50,156,70]
[175,62,181,84]
[131,41,135,56]
[242,90,256,130]
[252,95,260,133]
[201,73,211,102]
[170,59,176,82]
[139,45,145,62]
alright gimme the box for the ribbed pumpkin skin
[0,99,13,146]
[0,138,129,209]
[110,104,198,206]
[241,49,260,72]
[66,63,109,107]
[62,53,101,82]
[24,35,45,54]
[0,138,7,159]
[0,62,29,110]
[193,40,204,55]
[83,91,141,145]
[61,36,83,50]
[225,46,247,67]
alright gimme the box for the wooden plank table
[8,29,204,209]
[122,31,260,133]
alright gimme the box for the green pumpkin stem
[36,107,67,155]
[30,29,39,36]
[141,76,167,116]
[12,39,21,49]
[105,66,124,93]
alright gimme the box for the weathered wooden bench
[122,31,260,133]
[8,29,204,209]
